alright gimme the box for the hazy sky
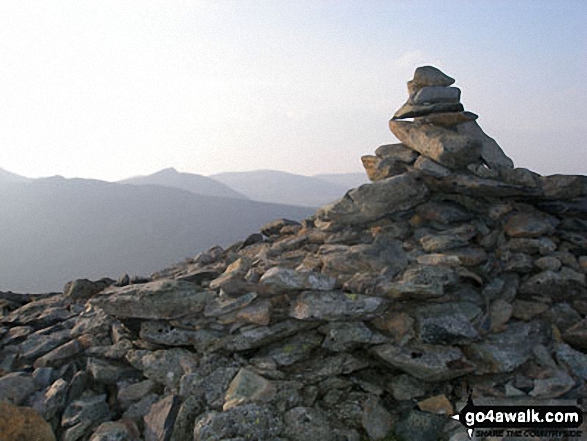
[1,1,585,181]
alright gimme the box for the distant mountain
[313,172,369,189]
[120,167,248,200]
[0,177,314,292]
[210,170,351,207]
[0,168,32,183]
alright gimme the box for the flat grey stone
[411,86,461,105]
[144,395,180,441]
[290,291,389,321]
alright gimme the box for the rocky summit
[2,66,587,441]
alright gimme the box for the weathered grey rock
[169,396,204,441]
[383,265,457,299]
[64,278,111,301]
[393,102,464,119]
[389,120,482,169]
[36,378,68,420]
[18,329,71,361]
[290,291,388,321]
[260,331,324,366]
[87,357,139,385]
[466,321,548,374]
[424,172,542,198]
[410,65,455,90]
[0,372,38,405]
[144,395,180,441]
[32,367,55,389]
[3,295,71,329]
[224,368,275,410]
[321,322,388,352]
[261,218,301,237]
[90,280,214,320]
[125,349,198,390]
[416,306,479,345]
[118,379,158,409]
[394,410,447,441]
[454,120,514,169]
[412,86,461,105]
[416,201,471,224]
[209,257,251,290]
[413,110,478,127]
[180,365,239,409]
[193,404,285,441]
[520,267,586,299]
[562,319,587,350]
[123,394,160,423]
[373,342,475,381]
[284,406,359,441]
[62,395,110,441]
[390,374,428,401]
[224,320,319,351]
[530,370,575,398]
[259,267,336,294]
[89,421,135,441]
[139,321,207,346]
[413,155,451,177]
[34,339,82,368]
[555,343,587,380]
[204,291,258,316]
[316,173,429,225]
[362,396,394,441]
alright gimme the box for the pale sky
[0,1,585,181]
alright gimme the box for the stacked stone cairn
[2,66,587,441]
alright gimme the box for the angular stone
[123,394,160,424]
[204,291,257,316]
[393,102,464,119]
[504,212,559,237]
[362,396,394,441]
[535,256,562,271]
[37,378,68,420]
[383,265,457,300]
[293,353,369,383]
[502,167,541,187]
[118,379,158,409]
[361,155,408,181]
[555,343,587,380]
[419,233,470,252]
[259,267,336,294]
[373,343,475,381]
[417,253,461,266]
[416,307,479,345]
[425,173,542,198]
[90,280,214,320]
[209,257,251,290]
[321,321,388,352]
[466,321,548,374]
[290,291,388,321]
[261,331,324,366]
[316,173,429,225]
[411,65,455,89]
[0,372,38,405]
[261,218,301,237]
[413,155,451,177]
[389,120,482,169]
[489,299,513,333]
[0,401,56,441]
[193,404,284,440]
[454,120,514,169]
[87,357,139,385]
[417,394,454,415]
[169,396,204,441]
[34,339,82,368]
[512,300,549,321]
[64,278,111,301]
[413,111,478,127]
[125,349,198,390]
[284,406,356,441]
[520,268,586,299]
[375,142,419,162]
[416,201,471,224]
[390,374,428,401]
[394,410,446,441]
[412,86,461,105]
[89,421,136,441]
[506,237,557,255]
[144,395,180,441]
[530,370,575,398]
[224,368,275,411]
[224,320,319,351]
[62,395,110,441]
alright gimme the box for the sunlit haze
[1,1,585,181]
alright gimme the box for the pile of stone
[2,67,587,441]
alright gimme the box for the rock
[390,374,428,401]
[259,267,336,294]
[204,291,258,316]
[223,368,275,410]
[410,65,455,90]
[0,401,56,441]
[126,349,198,390]
[260,331,324,366]
[389,120,482,169]
[34,339,83,368]
[361,155,408,181]
[193,404,285,440]
[411,86,461,105]
[0,371,38,404]
[416,306,479,345]
[143,395,180,441]
[62,395,110,441]
[393,102,464,119]
[383,265,457,300]
[89,421,136,441]
[375,142,419,162]
[413,111,478,127]
[290,291,389,321]
[504,211,559,237]
[169,396,204,441]
[316,173,429,225]
[489,299,513,333]
[530,370,575,398]
[224,320,319,352]
[454,120,514,169]
[512,300,549,321]
[417,394,454,415]
[362,396,394,441]
[413,156,451,177]
[209,257,251,290]
[373,342,475,381]
[90,280,214,320]
[261,218,301,237]
[416,201,471,224]
[36,378,68,420]
[87,357,139,385]
[118,380,158,409]
[394,410,447,441]
[320,321,387,352]
[535,256,562,271]
[284,406,357,441]
[64,278,111,301]
[562,318,587,350]
[519,268,586,299]
[555,343,587,380]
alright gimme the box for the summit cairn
[2,66,587,441]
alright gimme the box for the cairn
[1,67,587,441]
